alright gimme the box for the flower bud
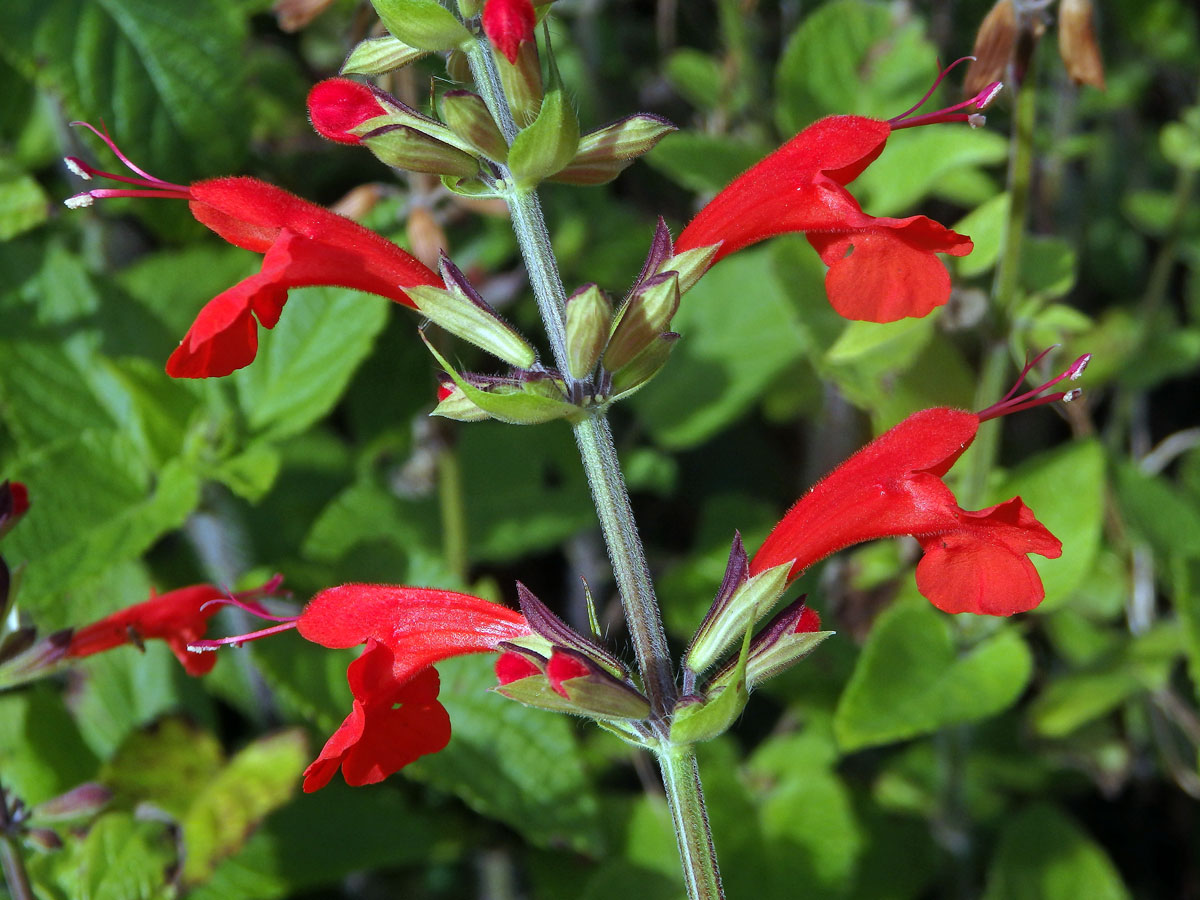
[496,39,544,127]
[440,90,509,161]
[608,333,678,401]
[273,0,335,32]
[494,646,650,721]
[30,783,112,823]
[370,0,472,52]
[408,255,536,367]
[564,284,612,379]
[603,271,680,373]
[710,598,832,690]
[655,244,720,295]
[432,374,493,422]
[1058,0,1106,90]
[550,114,678,186]
[506,39,579,189]
[684,536,791,675]
[340,35,429,76]
[362,124,483,178]
[0,480,29,539]
[482,0,536,65]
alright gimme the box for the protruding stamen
[977,349,1091,421]
[62,122,191,207]
[889,57,1004,131]
[188,620,299,653]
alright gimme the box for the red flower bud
[482,0,536,64]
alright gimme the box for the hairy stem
[463,30,720,899]
[659,745,725,900]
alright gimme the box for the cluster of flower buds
[307,7,675,197]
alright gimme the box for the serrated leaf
[834,599,1033,752]
[6,438,200,609]
[406,655,603,853]
[101,718,224,819]
[0,0,249,175]
[234,287,390,440]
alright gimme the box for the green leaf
[664,49,724,111]
[211,442,283,503]
[774,0,933,131]
[834,598,1033,752]
[1021,235,1078,299]
[0,686,99,805]
[0,159,49,240]
[953,192,1010,278]
[30,812,177,900]
[234,286,391,440]
[406,655,603,853]
[990,439,1106,611]
[853,126,1007,216]
[983,804,1130,900]
[0,0,249,175]
[6,438,200,609]
[101,718,224,819]
[632,248,808,449]
[1113,460,1200,560]
[644,131,771,193]
[181,730,307,884]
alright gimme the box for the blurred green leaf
[0,0,249,175]
[633,248,808,449]
[991,439,1105,611]
[181,729,307,884]
[1021,235,1078,299]
[0,686,99,804]
[954,192,1010,277]
[0,159,49,240]
[854,127,1007,217]
[1113,460,1200,560]
[102,718,224,818]
[645,132,771,194]
[834,598,1033,752]
[234,287,391,440]
[774,0,932,130]
[983,804,1130,900]
[29,812,176,900]
[665,49,725,111]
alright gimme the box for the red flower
[674,69,1002,323]
[66,578,281,676]
[301,639,451,792]
[750,353,1088,616]
[65,124,441,378]
[192,584,534,790]
[0,480,28,539]
[482,0,537,64]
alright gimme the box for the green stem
[0,779,34,900]
[659,745,725,900]
[463,30,720,899]
[437,443,469,583]
[572,415,676,717]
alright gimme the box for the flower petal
[808,217,973,322]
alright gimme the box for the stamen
[198,574,293,620]
[62,122,191,206]
[889,57,1004,131]
[188,620,299,653]
[977,350,1091,421]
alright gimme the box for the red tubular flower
[66,577,282,676]
[750,353,1089,616]
[301,639,451,792]
[64,124,441,378]
[674,67,1002,323]
[192,584,534,790]
[482,0,537,64]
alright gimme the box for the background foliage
[1,0,1199,897]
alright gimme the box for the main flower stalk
[462,34,722,900]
